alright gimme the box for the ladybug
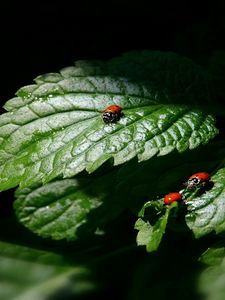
[185,172,210,189]
[164,192,183,205]
[102,105,123,124]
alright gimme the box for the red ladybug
[102,105,123,123]
[164,192,183,205]
[185,172,210,189]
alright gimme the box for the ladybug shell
[185,172,210,189]
[164,192,182,205]
[102,105,123,124]
[188,172,210,182]
[103,105,122,114]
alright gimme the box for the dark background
[0,1,225,103]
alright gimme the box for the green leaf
[0,56,218,191]
[199,242,225,300]
[135,200,177,252]
[186,168,225,238]
[14,171,122,240]
[0,240,95,300]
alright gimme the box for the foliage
[1,50,225,299]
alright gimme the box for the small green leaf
[0,55,218,191]
[14,171,122,240]
[186,168,225,238]
[135,200,177,252]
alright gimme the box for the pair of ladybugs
[164,172,210,205]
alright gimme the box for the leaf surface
[14,170,122,240]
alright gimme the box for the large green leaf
[186,168,225,238]
[14,171,122,240]
[0,54,218,191]
[0,241,95,300]
[199,241,225,300]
